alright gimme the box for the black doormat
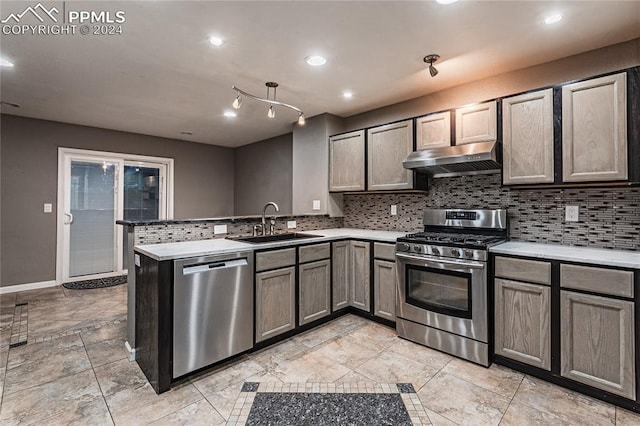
[62,275,127,290]
[228,382,429,426]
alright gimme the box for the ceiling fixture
[223,110,237,118]
[1,58,14,67]
[544,14,563,25]
[343,91,353,99]
[209,36,223,46]
[423,54,440,77]
[436,0,458,4]
[231,82,306,125]
[305,55,327,66]
[180,131,193,136]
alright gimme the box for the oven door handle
[395,252,485,269]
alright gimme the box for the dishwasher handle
[182,258,249,275]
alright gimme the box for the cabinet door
[255,267,296,343]
[562,72,627,182]
[502,89,554,184]
[299,259,331,326]
[367,120,414,190]
[350,241,371,312]
[373,259,396,322]
[416,112,450,150]
[455,101,497,145]
[332,241,350,311]
[560,291,635,399]
[495,279,551,370]
[329,130,366,192]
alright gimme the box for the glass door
[62,156,123,280]
[406,265,472,319]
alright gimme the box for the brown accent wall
[0,115,234,287]
[344,38,640,131]
[234,133,293,216]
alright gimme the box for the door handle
[64,212,74,224]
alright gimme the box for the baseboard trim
[0,280,58,294]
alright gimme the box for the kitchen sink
[229,232,323,244]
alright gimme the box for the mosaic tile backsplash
[134,215,344,246]
[343,174,640,251]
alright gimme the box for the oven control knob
[464,250,475,259]
[431,247,440,256]
[450,248,461,257]
[397,243,410,252]
[412,244,423,253]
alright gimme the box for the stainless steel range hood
[402,141,501,177]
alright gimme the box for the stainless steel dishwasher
[173,251,253,378]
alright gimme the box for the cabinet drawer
[561,264,634,298]
[495,256,551,285]
[299,243,330,264]
[256,248,296,272]
[374,242,396,261]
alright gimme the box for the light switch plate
[312,200,321,211]
[390,205,397,216]
[287,220,297,229]
[134,254,141,267]
[43,203,52,213]
[214,224,227,235]
[565,205,579,222]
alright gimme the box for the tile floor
[1,284,640,425]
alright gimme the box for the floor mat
[227,382,429,426]
[62,275,127,290]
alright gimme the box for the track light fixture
[423,54,440,77]
[231,82,305,125]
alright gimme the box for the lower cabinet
[299,259,331,326]
[560,290,635,400]
[350,241,371,312]
[373,259,396,322]
[332,241,350,311]
[494,278,551,370]
[255,266,296,343]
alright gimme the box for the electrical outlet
[43,203,52,213]
[312,200,321,211]
[213,224,228,234]
[565,205,579,222]
[390,205,397,216]
[287,220,297,229]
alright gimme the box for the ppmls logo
[1,2,59,24]
[1,2,126,36]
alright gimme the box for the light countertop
[135,228,405,261]
[490,241,640,269]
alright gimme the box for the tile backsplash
[343,174,640,251]
[134,215,344,246]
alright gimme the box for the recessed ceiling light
[436,0,458,4]
[1,58,14,67]
[223,110,237,118]
[305,55,327,66]
[209,36,223,46]
[544,14,562,25]
[343,91,353,99]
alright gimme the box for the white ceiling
[1,1,639,147]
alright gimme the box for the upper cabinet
[416,111,450,150]
[562,72,627,182]
[455,101,497,145]
[502,89,554,184]
[329,130,366,192]
[367,120,414,191]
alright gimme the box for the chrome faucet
[261,202,279,235]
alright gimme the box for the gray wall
[234,133,293,216]
[1,115,234,287]
[344,38,640,132]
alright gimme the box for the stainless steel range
[396,208,507,366]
